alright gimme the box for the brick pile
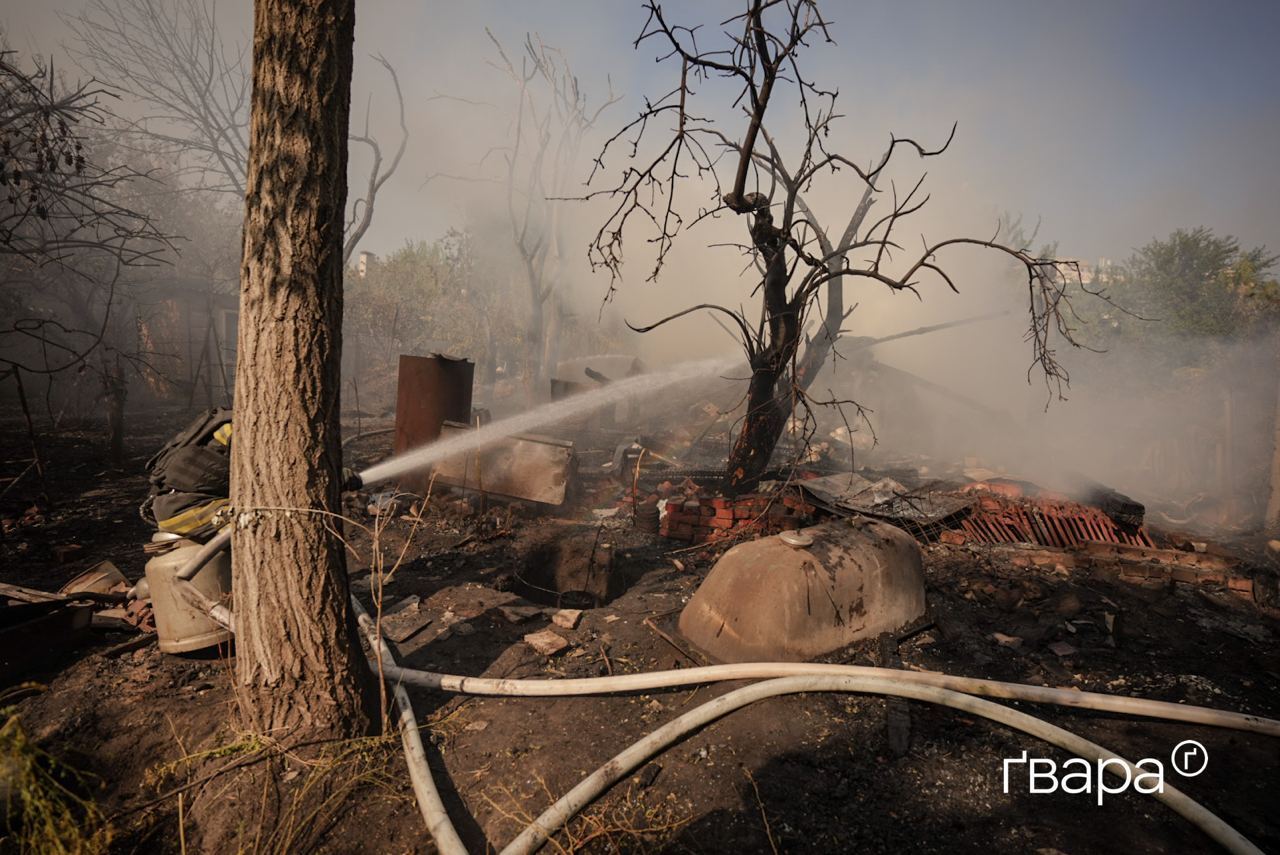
[1105,562,1254,600]
[962,543,1255,601]
[658,493,817,545]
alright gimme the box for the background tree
[586,0,1103,493]
[1099,227,1280,530]
[426,33,617,396]
[66,0,407,263]
[1105,227,1278,348]
[1,46,169,463]
[229,0,371,741]
[344,228,526,407]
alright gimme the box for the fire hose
[172,539,1271,854]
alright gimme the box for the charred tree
[586,1,1110,494]
[1,50,168,460]
[725,198,798,491]
[229,0,372,739]
[1267,341,1280,533]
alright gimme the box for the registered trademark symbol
[1171,740,1209,777]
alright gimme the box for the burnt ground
[2,409,1279,854]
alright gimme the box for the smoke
[7,0,1277,525]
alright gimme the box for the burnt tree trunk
[526,260,547,401]
[230,0,373,740]
[102,351,127,465]
[725,211,800,494]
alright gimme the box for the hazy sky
[6,1,1278,492]
[7,0,1280,372]
[8,0,1278,262]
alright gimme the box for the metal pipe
[175,527,232,582]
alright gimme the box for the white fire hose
[172,537,1270,854]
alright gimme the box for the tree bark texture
[725,222,798,494]
[230,0,372,739]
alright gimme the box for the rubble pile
[657,493,817,545]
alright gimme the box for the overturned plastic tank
[678,518,925,662]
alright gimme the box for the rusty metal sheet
[393,354,474,493]
[432,421,575,506]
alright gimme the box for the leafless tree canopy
[1,48,170,383]
[425,32,619,388]
[582,0,1116,489]
[65,0,407,263]
[1,50,164,273]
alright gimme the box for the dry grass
[131,727,412,854]
[481,773,692,854]
[0,686,112,855]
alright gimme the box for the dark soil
[3,409,1278,854]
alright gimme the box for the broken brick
[523,629,569,656]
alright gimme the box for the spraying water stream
[354,357,738,489]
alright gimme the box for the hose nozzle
[341,468,364,492]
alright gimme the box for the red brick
[708,517,734,529]
[1228,578,1254,598]
[708,497,730,510]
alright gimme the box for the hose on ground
[351,597,468,855]
[169,535,1272,854]
[380,661,1280,739]
[498,675,1262,855]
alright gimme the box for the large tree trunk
[230,0,372,740]
[725,356,790,493]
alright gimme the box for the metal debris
[950,492,1156,549]
[432,421,576,506]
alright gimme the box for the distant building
[358,250,377,278]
